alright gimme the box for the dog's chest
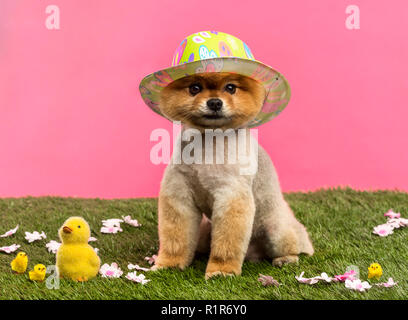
[171,127,257,215]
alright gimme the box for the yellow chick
[29,264,47,282]
[11,252,28,274]
[56,217,100,282]
[368,263,383,280]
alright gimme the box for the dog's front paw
[272,255,299,267]
[205,270,236,280]
[205,260,241,280]
[151,254,189,271]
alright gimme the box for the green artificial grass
[0,188,408,300]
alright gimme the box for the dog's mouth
[202,113,224,120]
[188,112,233,129]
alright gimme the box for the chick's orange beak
[63,226,72,234]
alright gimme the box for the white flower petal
[376,277,397,288]
[125,271,150,285]
[102,219,123,228]
[0,244,20,253]
[345,279,371,292]
[25,231,47,243]
[128,263,150,272]
[295,272,321,285]
[0,225,19,238]
[144,255,157,265]
[100,226,123,234]
[45,240,61,254]
[373,224,394,237]
[122,215,141,227]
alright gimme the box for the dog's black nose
[206,98,223,112]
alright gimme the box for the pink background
[0,0,407,198]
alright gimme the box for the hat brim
[139,57,291,128]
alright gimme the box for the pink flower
[122,215,141,227]
[126,272,150,285]
[99,263,123,278]
[0,244,21,254]
[345,279,371,292]
[88,237,97,242]
[384,210,401,219]
[144,255,157,265]
[376,277,397,288]
[0,225,19,238]
[334,270,356,282]
[373,224,394,237]
[46,240,61,254]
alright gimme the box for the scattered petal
[102,219,123,228]
[295,272,321,285]
[0,244,20,254]
[25,231,47,243]
[126,271,150,285]
[122,215,141,227]
[384,210,401,219]
[345,279,371,292]
[46,240,61,254]
[334,270,357,282]
[100,226,123,234]
[317,272,334,283]
[376,277,397,288]
[373,224,394,237]
[99,263,123,278]
[258,274,280,287]
[387,218,408,229]
[128,264,151,272]
[374,211,408,237]
[399,218,408,227]
[88,237,97,242]
[144,255,157,265]
[0,225,19,238]
[94,248,99,254]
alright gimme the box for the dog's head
[159,72,266,129]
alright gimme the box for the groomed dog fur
[153,72,314,279]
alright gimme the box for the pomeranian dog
[152,72,314,279]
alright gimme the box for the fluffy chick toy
[29,264,46,282]
[56,217,100,281]
[11,252,28,274]
[368,263,383,280]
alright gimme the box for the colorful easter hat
[139,31,291,127]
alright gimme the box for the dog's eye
[189,84,202,95]
[225,83,236,94]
